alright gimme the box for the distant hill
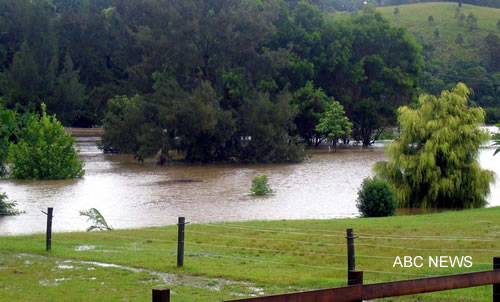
[377,2,500,64]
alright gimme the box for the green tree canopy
[8,104,84,179]
[291,81,332,146]
[0,101,17,177]
[315,100,352,150]
[375,83,494,208]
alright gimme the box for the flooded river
[0,136,499,235]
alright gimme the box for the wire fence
[3,210,500,300]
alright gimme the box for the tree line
[381,0,500,9]
[0,0,424,163]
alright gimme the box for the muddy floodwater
[0,136,499,235]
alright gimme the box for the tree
[315,101,352,151]
[250,175,273,195]
[291,82,332,146]
[466,12,478,31]
[375,83,494,208]
[458,13,466,26]
[0,192,20,216]
[100,94,171,163]
[393,7,399,17]
[428,15,434,24]
[49,53,87,125]
[319,13,424,146]
[434,28,440,40]
[8,104,84,180]
[240,92,305,163]
[484,34,500,72]
[456,33,464,45]
[0,101,17,177]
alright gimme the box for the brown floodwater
[0,137,498,235]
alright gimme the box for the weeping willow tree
[375,83,495,208]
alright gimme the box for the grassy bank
[377,2,500,63]
[1,207,500,301]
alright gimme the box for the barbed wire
[188,230,345,247]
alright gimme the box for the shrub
[8,104,84,179]
[250,175,273,196]
[0,192,20,216]
[356,177,397,217]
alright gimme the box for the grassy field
[1,207,500,301]
[377,2,500,63]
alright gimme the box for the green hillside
[378,2,500,63]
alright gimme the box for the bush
[356,177,397,217]
[250,175,273,196]
[8,104,84,180]
[0,192,20,216]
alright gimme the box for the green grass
[377,2,500,63]
[2,207,500,301]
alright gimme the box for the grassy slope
[2,207,500,301]
[377,2,500,63]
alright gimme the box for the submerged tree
[0,192,21,216]
[315,101,352,151]
[8,104,84,180]
[375,83,494,208]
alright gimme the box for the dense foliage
[8,104,84,179]
[379,3,500,124]
[250,175,273,196]
[0,0,425,163]
[375,84,494,208]
[356,176,398,217]
[384,0,500,9]
[0,192,20,216]
[0,101,17,177]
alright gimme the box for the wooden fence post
[152,289,170,302]
[177,217,185,267]
[346,228,355,271]
[45,207,53,251]
[494,257,500,302]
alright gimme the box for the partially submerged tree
[315,101,352,150]
[250,175,273,196]
[0,192,21,216]
[8,104,84,179]
[375,83,494,208]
